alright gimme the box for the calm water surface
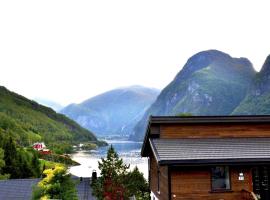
[69,140,148,179]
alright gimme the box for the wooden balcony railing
[241,189,258,200]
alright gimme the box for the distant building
[141,116,270,200]
[33,142,46,151]
[33,142,51,155]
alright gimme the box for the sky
[1,0,270,106]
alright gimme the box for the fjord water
[69,140,148,178]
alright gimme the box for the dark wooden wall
[170,166,252,200]
[150,153,169,200]
[147,122,267,199]
[159,123,270,139]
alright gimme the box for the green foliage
[1,136,41,179]
[40,154,78,166]
[49,142,74,154]
[31,149,42,177]
[32,165,78,200]
[81,143,98,150]
[99,145,129,179]
[124,167,150,199]
[0,86,97,153]
[233,93,270,115]
[92,145,129,199]
[0,148,9,180]
[39,159,59,171]
[92,146,150,199]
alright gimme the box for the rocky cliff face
[60,86,159,137]
[233,55,270,114]
[131,50,256,141]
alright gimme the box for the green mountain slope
[0,86,97,148]
[131,50,256,140]
[233,55,270,114]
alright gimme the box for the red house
[33,142,51,154]
[33,142,46,151]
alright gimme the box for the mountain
[34,98,64,112]
[131,50,256,140]
[0,86,97,148]
[233,55,270,114]
[60,86,159,137]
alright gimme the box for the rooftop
[150,137,270,165]
[141,115,270,157]
[0,178,40,200]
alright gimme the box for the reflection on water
[69,140,148,179]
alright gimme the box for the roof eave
[150,115,270,124]
[141,116,153,157]
[159,158,270,166]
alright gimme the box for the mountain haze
[131,50,256,140]
[34,98,64,112]
[60,86,159,137]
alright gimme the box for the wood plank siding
[170,166,252,200]
[159,124,270,139]
[143,117,270,200]
[150,154,169,199]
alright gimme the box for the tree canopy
[92,145,149,200]
[32,165,78,200]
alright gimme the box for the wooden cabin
[141,116,270,200]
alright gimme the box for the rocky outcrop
[131,50,256,141]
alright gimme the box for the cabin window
[211,166,230,191]
[157,169,160,193]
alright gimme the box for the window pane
[211,166,230,190]
[157,170,160,192]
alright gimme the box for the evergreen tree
[92,146,150,199]
[93,145,129,199]
[0,148,9,180]
[17,148,34,178]
[2,136,41,178]
[3,137,20,178]
[99,145,129,181]
[31,150,41,177]
[125,167,150,199]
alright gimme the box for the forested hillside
[0,86,97,149]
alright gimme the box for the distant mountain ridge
[131,50,256,140]
[60,86,159,137]
[59,50,270,142]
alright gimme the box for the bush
[32,165,78,200]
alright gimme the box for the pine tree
[125,166,150,199]
[93,145,129,199]
[3,137,20,178]
[92,146,150,199]
[99,145,129,180]
[0,148,9,179]
[31,150,41,177]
